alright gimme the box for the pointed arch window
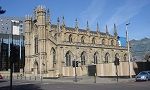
[33,60,38,73]
[92,37,96,44]
[65,51,72,66]
[94,52,98,64]
[111,40,114,46]
[81,51,86,65]
[33,61,38,69]
[34,37,38,54]
[124,54,127,61]
[105,53,109,63]
[69,34,73,43]
[102,39,105,45]
[50,48,56,68]
[81,36,85,44]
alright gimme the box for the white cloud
[106,0,150,31]
[79,0,106,27]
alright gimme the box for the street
[0,79,150,90]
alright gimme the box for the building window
[69,34,73,43]
[124,54,127,61]
[81,51,86,65]
[34,37,38,54]
[102,39,105,45]
[94,52,98,64]
[105,53,109,63]
[111,40,114,46]
[81,36,85,44]
[65,51,72,66]
[92,37,95,44]
[51,48,56,68]
[33,61,38,73]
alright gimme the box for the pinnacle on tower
[36,5,46,13]
[86,21,89,30]
[62,16,65,27]
[96,22,100,32]
[46,9,50,23]
[114,24,118,36]
[106,25,109,34]
[25,15,32,20]
[57,17,60,32]
[75,18,78,29]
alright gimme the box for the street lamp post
[126,23,132,78]
[74,59,77,82]
[10,20,15,90]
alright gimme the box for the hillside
[130,38,150,61]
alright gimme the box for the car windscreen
[138,72,148,75]
[147,72,150,74]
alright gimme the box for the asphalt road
[0,79,150,90]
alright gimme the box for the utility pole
[126,23,132,78]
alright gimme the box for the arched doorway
[33,60,38,75]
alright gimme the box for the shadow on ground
[0,84,42,90]
[0,80,7,83]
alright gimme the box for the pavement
[4,76,135,84]
[44,76,135,84]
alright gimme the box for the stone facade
[24,6,134,77]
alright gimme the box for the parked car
[0,74,3,79]
[135,71,150,81]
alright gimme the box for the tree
[0,6,6,14]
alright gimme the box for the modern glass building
[0,17,25,72]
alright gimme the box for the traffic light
[72,61,78,67]
[114,57,120,66]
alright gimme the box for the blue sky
[0,0,150,40]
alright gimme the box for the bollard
[94,73,97,83]
[35,76,36,80]
[25,76,26,80]
[40,76,43,82]
[17,75,18,79]
[20,74,22,80]
[30,76,31,80]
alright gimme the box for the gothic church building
[25,6,134,77]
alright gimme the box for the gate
[88,65,96,76]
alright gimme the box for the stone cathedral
[25,6,134,77]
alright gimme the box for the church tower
[36,5,47,73]
[24,15,32,72]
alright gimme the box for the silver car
[135,71,150,81]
